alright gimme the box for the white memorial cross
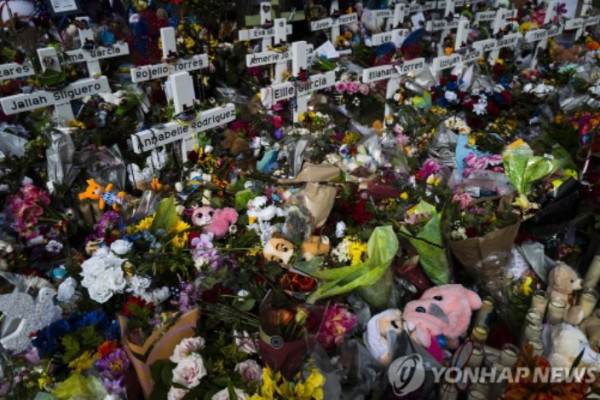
[130,71,236,155]
[239,2,293,51]
[424,0,460,56]
[64,17,129,78]
[362,57,427,119]
[564,0,593,40]
[260,41,336,123]
[245,18,310,84]
[130,27,209,83]
[527,1,561,69]
[0,52,35,83]
[0,47,111,124]
[371,3,410,48]
[310,0,358,52]
[485,7,520,64]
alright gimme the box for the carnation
[234,359,262,383]
[167,387,189,400]
[170,337,206,363]
[211,388,247,400]
[110,239,132,255]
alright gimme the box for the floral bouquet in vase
[258,291,326,380]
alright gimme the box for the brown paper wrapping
[304,183,336,229]
[278,163,341,184]
[119,308,200,399]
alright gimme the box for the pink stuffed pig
[403,284,482,359]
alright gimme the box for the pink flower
[317,303,357,350]
[347,82,360,94]
[393,124,404,134]
[396,134,409,147]
[234,330,257,354]
[172,353,207,389]
[211,388,247,400]
[170,336,206,363]
[359,83,370,95]
[234,359,262,383]
[452,193,473,210]
[336,81,348,93]
[168,387,189,400]
[416,158,441,180]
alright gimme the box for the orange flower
[279,309,294,325]
[96,340,117,358]
[372,120,383,135]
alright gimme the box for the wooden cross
[0,47,111,125]
[361,57,427,119]
[260,40,336,123]
[130,71,236,155]
[239,2,293,51]
[130,27,209,83]
[310,0,358,53]
[526,1,561,69]
[371,3,410,48]
[64,17,130,78]
[487,7,519,64]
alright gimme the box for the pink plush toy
[191,206,215,227]
[403,284,482,359]
[205,208,238,238]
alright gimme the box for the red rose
[465,227,478,238]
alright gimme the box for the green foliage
[61,325,104,363]
[151,198,178,233]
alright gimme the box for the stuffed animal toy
[580,309,600,352]
[546,323,600,369]
[550,43,582,64]
[402,284,482,357]
[364,285,482,365]
[263,234,331,266]
[221,129,249,156]
[547,262,585,325]
[78,179,126,211]
[190,206,215,228]
[207,208,238,238]
[364,309,404,366]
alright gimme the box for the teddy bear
[547,262,585,325]
[221,129,249,157]
[580,309,600,352]
[190,206,238,239]
[550,43,582,64]
[364,284,482,365]
[546,323,600,369]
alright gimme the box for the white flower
[170,337,206,363]
[101,268,127,292]
[167,387,189,400]
[81,257,106,277]
[104,252,126,269]
[194,257,208,270]
[141,287,170,305]
[127,275,152,296]
[444,91,458,102]
[211,388,247,400]
[234,330,257,354]
[57,277,77,302]
[45,240,63,254]
[172,353,207,389]
[234,359,262,383]
[251,196,267,208]
[473,101,487,116]
[110,240,132,255]
[86,279,114,303]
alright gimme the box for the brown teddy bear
[550,43,582,63]
[547,262,585,325]
[221,129,249,156]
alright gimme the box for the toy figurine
[78,179,126,211]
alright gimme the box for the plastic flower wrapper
[51,373,108,400]
[502,139,571,212]
[295,226,399,310]
[399,202,450,286]
[258,291,327,380]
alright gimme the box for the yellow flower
[134,216,154,232]
[260,367,278,398]
[170,219,190,248]
[248,247,262,256]
[38,375,53,391]
[68,351,96,373]
[407,205,418,215]
[495,58,504,65]
[468,137,476,146]
[185,37,196,50]
[348,241,367,265]
[564,169,578,180]
[298,113,306,122]
[400,192,409,200]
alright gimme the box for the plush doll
[580,309,600,352]
[364,285,482,365]
[78,179,126,211]
[550,43,582,64]
[403,284,482,355]
[364,309,404,366]
[263,234,331,266]
[547,262,585,325]
[190,206,238,239]
[190,206,215,228]
[546,323,600,369]
[221,129,249,156]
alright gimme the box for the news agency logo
[388,354,426,396]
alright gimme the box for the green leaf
[61,335,81,363]
[161,363,174,385]
[151,198,178,232]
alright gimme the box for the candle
[499,344,519,368]
[467,345,484,368]
[470,382,489,396]
[470,324,489,346]
[520,311,543,346]
[526,337,544,357]
[439,384,458,400]
[474,297,494,326]
[579,288,598,319]
[523,321,543,342]
[547,300,566,324]
[530,290,549,317]
[584,255,600,289]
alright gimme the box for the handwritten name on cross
[371,3,410,48]
[526,1,560,69]
[564,0,593,40]
[260,41,335,123]
[64,17,129,78]
[239,2,293,50]
[0,47,110,124]
[130,72,235,155]
[130,27,209,83]
[310,0,358,50]
[362,57,427,119]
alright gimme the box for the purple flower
[97,348,130,380]
[102,376,126,395]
